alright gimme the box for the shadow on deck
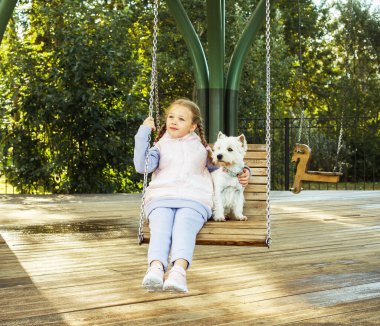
[0,191,379,325]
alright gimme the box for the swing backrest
[142,143,269,246]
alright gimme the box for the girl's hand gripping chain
[143,117,156,131]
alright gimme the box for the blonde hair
[154,99,209,149]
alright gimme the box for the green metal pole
[206,0,225,142]
[225,0,267,135]
[165,0,209,124]
[0,0,17,45]
[166,0,270,139]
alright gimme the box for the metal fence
[0,116,379,194]
[239,116,379,190]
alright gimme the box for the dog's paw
[235,215,248,221]
[212,215,226,222]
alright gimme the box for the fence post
[284,118,290,190]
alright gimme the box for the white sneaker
[163,265,188,293]
[142,265,164,292]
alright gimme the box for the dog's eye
[228,148,233,152]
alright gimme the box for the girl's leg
[147,207,175,271]
[142,207,175,292]
[163,208,204,293]
[170,208,204,268]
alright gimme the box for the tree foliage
[0,0,379,193]
[1,0,145,193]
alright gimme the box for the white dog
[211,132,248,222]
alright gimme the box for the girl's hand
[143,117,156,131]
[238,168,250,187]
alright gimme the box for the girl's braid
[196,121,212,160]
[196,121,208,149]
[154,122,166,143]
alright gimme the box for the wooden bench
[142,144,269,246]
[291,144,343,194]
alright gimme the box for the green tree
[1,0,378,193]
[330,0,380,181]
[0,0,145,193]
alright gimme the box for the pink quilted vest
[145,131,213,209]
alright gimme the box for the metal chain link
[265,0,272,247]
[297,0,305,145]
[297,110,305,144]
[152,4,160,132]
[138,0,159,245]
[333,110,344,173]
[154,75,160,131]
[150,0,159,126]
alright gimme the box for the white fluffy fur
[211,132,248,222]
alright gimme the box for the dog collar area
[222,166,244,177]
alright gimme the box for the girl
[134,98,250,293]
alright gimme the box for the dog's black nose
[217,154,223,160]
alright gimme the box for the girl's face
[166,104,197,139]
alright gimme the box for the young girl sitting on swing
[134,98,250,293]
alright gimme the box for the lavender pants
[147,207,204,271]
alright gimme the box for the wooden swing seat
[291,143,343,194]
[303,171,343,176]
[142,144,269,246]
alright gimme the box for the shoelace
[147,265,164,275]
[168,266,186,281]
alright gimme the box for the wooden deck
[0,191,379,325]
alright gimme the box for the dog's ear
[238,134,248,151]
[217,131,226,139]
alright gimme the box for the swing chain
[151,0,160,132]
[265,0,272,247]
[138,0,160,245]
[138,152,151,245]
[333,111,344,173]
[297,110,305,144]
[149,0,160,130]
[296,0,305,145]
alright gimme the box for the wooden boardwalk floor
[0,191,379,325]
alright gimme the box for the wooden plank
[250,168,267,176]
[201,221,267,229]
[198,227,268,236]
[212,144,265,152]
[249,176,267,184]
[243,207,267,215]
[244,151,267,159]
[1,192,379,325]
[142,212,268,245]
[243,201,267,209]
[245,184,267,192]
[247,144,266,151]
[245,159,267,167]
[140,231,268,246]
[244,192,267,200]
[195,235,268,246]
